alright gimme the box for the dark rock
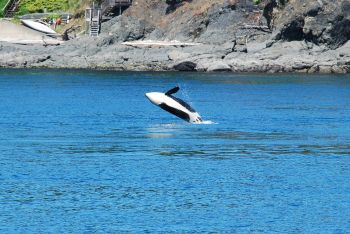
[272,0,349,49]
[266,40,274,48]
[197,1,270,44]
[37,55,51,63]
[306,3,322,17]
[147,28,166,40]
[328,18,350,49]
[100,16,148,43]
[173,61,197,71]
[292,62,313,70]
[165,0,187,14]
[226,0,237,10]
[263,0,277,29]
[279,17,305,41]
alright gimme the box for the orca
[145,86,202,123]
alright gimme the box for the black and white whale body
[145,87,202,124]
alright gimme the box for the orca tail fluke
[165,86,180,96]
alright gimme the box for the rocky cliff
[0,0,349,73]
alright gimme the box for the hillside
[115,0,349,48]
[0,0,349,73]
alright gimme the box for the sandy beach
[0,19,62,45]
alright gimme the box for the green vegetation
[18,0,68,14]
[11,15,21,23]
[17,0,87,15]
[0,0,8,9]
[0,0,8,16]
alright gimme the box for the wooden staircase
[101,0,132,19]
[90,19,100,37]
[85,5,101,37]
[85,0,132,37]
[3,0,20,18]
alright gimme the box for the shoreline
[1,38,349,74]
[1,65,349,76]
[1,0,349,75]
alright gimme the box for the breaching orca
[145,86,202,123]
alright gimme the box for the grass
[18,0,69,14]
[0,0,9,16]
[0,0,8,9]
[17,0,88,15]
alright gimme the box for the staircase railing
[85,0,132,36]
[2,0,20,17]
[2,0,13,15]
[101,0,132,15]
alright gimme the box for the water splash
[196,120,217,125]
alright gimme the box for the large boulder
[197,1,270,44]
[100,16,151,43]
[173,61,197,71]
[271,0,350,49]
[207,61,231,71]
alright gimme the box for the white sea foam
[196,120,217,125]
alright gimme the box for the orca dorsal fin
[165,86,180,96]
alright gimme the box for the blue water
[0,69,350,233]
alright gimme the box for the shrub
[18,0,66,14]
[252,0,262,4]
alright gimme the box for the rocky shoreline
[1,0,349,73]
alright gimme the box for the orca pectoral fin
[165,86,180,96]
[159,103,190,122]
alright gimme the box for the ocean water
[0,69,349,233]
